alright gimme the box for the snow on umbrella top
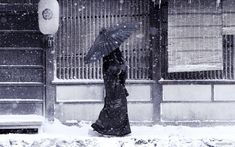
[84,22,138,64]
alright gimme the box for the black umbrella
[84,22,138,64]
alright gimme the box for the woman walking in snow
[91,47,131,136]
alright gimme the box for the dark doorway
[0,128,38,134]
[0,6,45,115]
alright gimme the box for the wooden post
[44,35,56,121]
[150,0,168,123]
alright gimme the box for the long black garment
[91,48,131,136]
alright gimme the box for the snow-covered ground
[0,119,235,147]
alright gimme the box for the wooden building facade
[1,0,235,127]
[53,0,156,124]
[160,0,235,124]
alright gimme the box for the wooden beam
[44,35,56,121]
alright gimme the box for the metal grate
[55,0,151,80]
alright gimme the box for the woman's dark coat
[91,48,131,136]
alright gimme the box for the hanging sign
[38,0,59,35]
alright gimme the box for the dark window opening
[0,128,38,134]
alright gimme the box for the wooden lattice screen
[55,0,151,80]
[168,0,223,73]
[163,0,235,80]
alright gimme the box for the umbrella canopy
[84,22,138,64]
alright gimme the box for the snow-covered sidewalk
[0,120,235,147]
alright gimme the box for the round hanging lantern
[38,0,59,35]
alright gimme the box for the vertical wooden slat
[127,0,131,79]
[79,0,82,79]
[78,1,84,79]
[133,0,137,79]
[91,0,95,79]
[72,0,76,79]
[130,0,134,79]
[89,0,92,79]
[74,0,78,79]
[81,1,84,79]
[141,0,145,79]
[64,0,67,79]
[61,0,65,79]
[195,0,198,78]
[96,0,99,79]
[90,1,96,79]
[136,0,140,79]
[93,0,96,79]
[141,2,145,79]
[216,0,221,79]
[128,0,131,79]
[143,0,147,79]
[70,0,73,79]
[138,0,142,79]
[62,0,66,79]
[134,0,137,79]
[88,0,91,79]
[68,0,71,79]
[57,18,61,79]
[58,0,62,79]
[80,0,84,79]
[146,0,150,79]
[65,0,68,79]
[90,1,95,79]
[86,0,89,79]
[77,0,81,79]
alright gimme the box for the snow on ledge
[0,115,44,127]
[52,79,155,84]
